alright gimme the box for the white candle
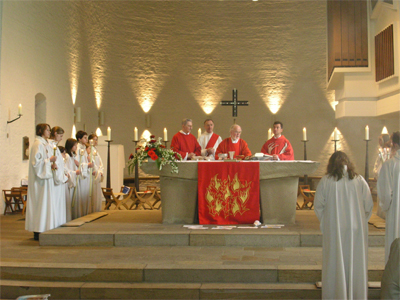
[334,127,339,140]
[107,127,111,140]
[134,127,138,141]
[53,144,57,156]
[164,128,168,141]
[365,125,369,140]
[18,104,22,115]
[198,128,202,138]
[268,128,272,140]
[303,127,307,141]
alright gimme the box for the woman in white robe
[26,124,58,240]
[48,126,67,228]
[89,134,104,212]
[314,151,373,300]
[378,132,400,264]
[64,138,81,221]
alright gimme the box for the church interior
[1,0,399,299]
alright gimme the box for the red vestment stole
[205,133,220,149]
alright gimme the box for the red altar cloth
[198,161,260,225]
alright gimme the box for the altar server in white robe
[314,151,373,300]
[89,134,104,212]
[48,126,67,228]
[26,124,58,241]
[64,138,81,221]
[75,131,94,217]
[378,131,400,264]
[197,119,222,159]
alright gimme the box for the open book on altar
[248,153,274,160]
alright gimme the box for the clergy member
[314,151,373,300]
[25,124,58,241]
[89,133,104,213]
[378,131,400,264]
[215,124,251,160]
[260,121,294,160]
[198,119,222,159]
[170,118,201,160]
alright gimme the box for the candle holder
[7,113,22,124]
[105,140,113,189]
[163,140,169,148]
[364,139,370,184]
[133,140,140,192]
[301,140,309,185]
[332,139,339,152]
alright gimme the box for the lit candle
[365,125,369,140]
[303,127,307,141]
[334,127,339,140]
[107,127,111,140]
[198,128,202,138]
[134,127,138,141]
[53,144,57,156]
[268,128,272,140]
[18,104,22,115]
[164,128,168,141]
[382,126,388,134]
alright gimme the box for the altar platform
[38,209,386,248]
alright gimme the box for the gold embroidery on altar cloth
[205,173,252,218]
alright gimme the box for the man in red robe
[261,121,294,160]
[215,124,252,160]
[170,118,201,160]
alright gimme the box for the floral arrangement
[127,135,182,174]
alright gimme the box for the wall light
[382,126,389,134]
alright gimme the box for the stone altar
[142,161,320,225]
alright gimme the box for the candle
[334,127,339,140]
[18,104,22,115]
[134,127,138,141]
[268,128,272,140]
[198,128,202,138]
[107,127,111,140]
[164,128,168,141]
[53,144,57,156]
[303,127,307,141]
[382,126,388,134]
[365,125,369,140]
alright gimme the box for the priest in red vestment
[215,124,252,160]
[198,119,222,159]
[171,118,201,160]
[261,121,294,160]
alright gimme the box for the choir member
[215,124,251,160]
[170,118,201,160]
[64,138,81,221]
[314,151,373,300]
[374,133,390,219]
[197,119,222,159]
[260,121,294,160]
[378,131,400,264]
[88,134,104,212]
[25,124,57,241]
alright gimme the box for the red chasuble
[171,132,201,159]
[260,135,294,160]
[205,133,220,149]
[198,162,260,224]
[215,138,252,160]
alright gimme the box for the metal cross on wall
[220,89,249,118]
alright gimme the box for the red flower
[148,150,158,160]
[160,145,165,148]
[150,140,156,143]
[150,135,155,139]
[145,147,149,151]
[129,153,134,159]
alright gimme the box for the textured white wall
[0,1,398,214]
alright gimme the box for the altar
[142,161,320,225]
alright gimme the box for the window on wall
[35,93,46,125]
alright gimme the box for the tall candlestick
[303,127,307,140]
[164,128,168,141]
[134,127,138,141]
[334,127,339,140]
[18,104,22,115]
[268,128,272,140]
[365,125,369,140]
[198,128,202,138]
[107,127,111,140]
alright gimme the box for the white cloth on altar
[378,149,400,263]
[91,147,104,212]
[314,171,373,300]
[197,132,222,158]
[25,136,56,233]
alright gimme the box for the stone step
[0,280,382,299]
[39,228,385,248]
[0,262,384,284]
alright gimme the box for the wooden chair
[129,186,158,210]
[298,185,315,209]
[147,185,161,209]
[11,187,27,214]
[3,189,23,215]
[102,187,133,210]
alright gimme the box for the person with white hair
[170,118,201,160]
[215,124,251,160]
